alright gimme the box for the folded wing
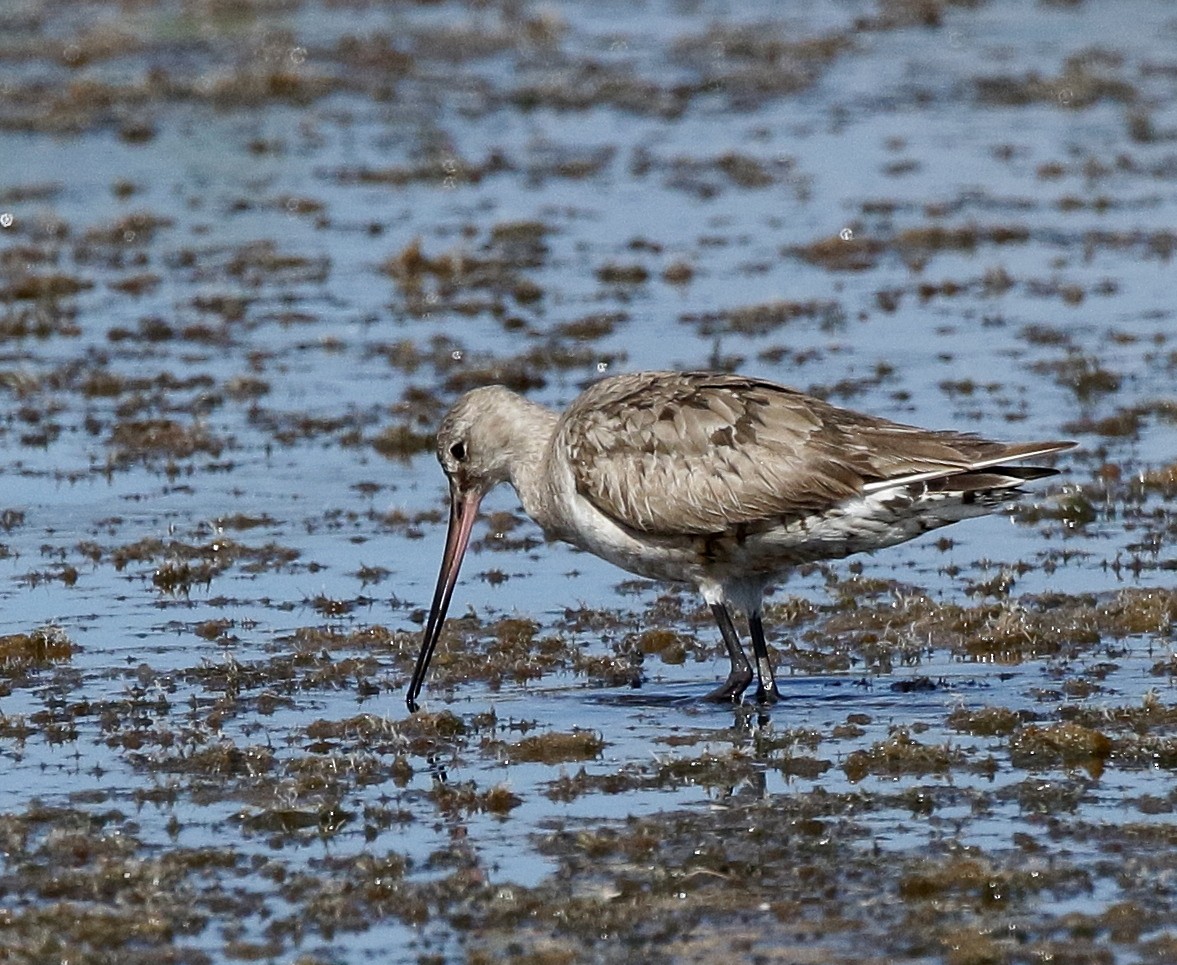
[560,371,1074,536]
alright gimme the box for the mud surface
[2,0,1177,962]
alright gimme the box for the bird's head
[407,385,533,711]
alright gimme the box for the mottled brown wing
[560,371,1069,536]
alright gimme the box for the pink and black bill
[406,486,482,711]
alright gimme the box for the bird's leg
[703,603,753,702]
[748,611,782,704]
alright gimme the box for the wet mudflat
[2,0,1177,961]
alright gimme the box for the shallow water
[2,0,1177,962]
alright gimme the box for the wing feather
[560,371,1074,536]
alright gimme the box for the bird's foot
[754,682,782,705]
[751,652,781,705]
[702,669,752,703]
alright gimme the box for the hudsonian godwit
[406,371,1075,710]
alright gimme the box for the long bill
[406,486,482,712]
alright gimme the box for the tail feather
[863,441,1076,494]
[925,465,1059,494]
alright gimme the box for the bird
[405,370,1075,711]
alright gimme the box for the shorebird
[406,371,1074,710]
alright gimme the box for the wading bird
[406,371,1073,710]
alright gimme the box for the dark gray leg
[748,611,782,704]
[703,603,752,702]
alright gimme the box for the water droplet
[0,213,13,229]
[451,350,462,361]
[597,361,608,373]
[839,227,853,241]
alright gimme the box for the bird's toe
[754,683,783,705]
[702,671,752,703]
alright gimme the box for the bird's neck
[499,399,564,536]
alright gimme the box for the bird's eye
[449,441,467,462]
